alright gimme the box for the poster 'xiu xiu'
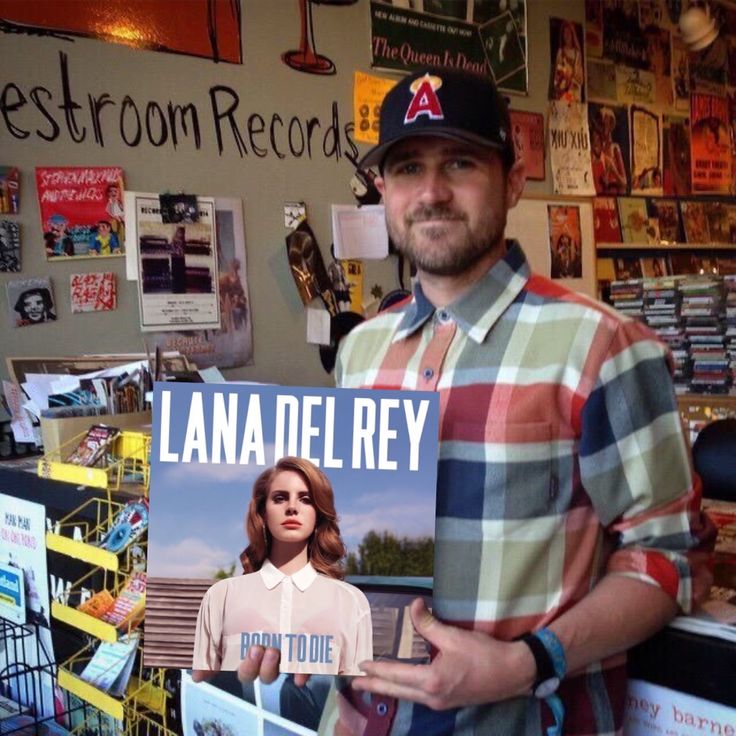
[147,383,439,675]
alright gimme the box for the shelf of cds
[608,274,736,396]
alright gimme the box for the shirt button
[437,309,451,323]
[423,367,434,380]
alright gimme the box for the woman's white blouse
[193,560,373,675]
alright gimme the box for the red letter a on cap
[404,77,444,124]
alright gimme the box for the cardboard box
[41,411,151,456]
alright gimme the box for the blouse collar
[259,559,318,592]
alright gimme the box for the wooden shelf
[597,242,736,251]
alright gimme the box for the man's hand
[352,598,535,710]
[236,646,310,687]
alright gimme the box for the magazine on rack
[79,632,140,696]
[64,424,120,467]
[669,499,736,642]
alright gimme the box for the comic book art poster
[593,197,622,243]
[549,18,585,102]
[509,111,545,180]
[0,494,57,718]
[70,272,117,313]
[548,205,582,279]
[133,194,220,333]
[6,277,56,328]
[690,93,731,194]
[35,167,125,259]
[146,198,254,370]
[589,103,630,195]
[369,0,528,95]
[0,166,19,214]
[630,105,663,195]
[0,219,20,272]
[0,0,242,64]
[548,101,595,196]
[146,382,440,674]
[663,115,691,196]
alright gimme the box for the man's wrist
[508,639,538,697]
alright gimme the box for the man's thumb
[409,597,446,647]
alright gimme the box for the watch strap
[534,628,566,680]
[520,632,557,689]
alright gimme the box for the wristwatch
[520,628,567,699]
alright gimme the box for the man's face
[24,294,45,321]
[98,222,111,235]
[376,136,521,277]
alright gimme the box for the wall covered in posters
[0,0,571,389]
[584,0,736,198]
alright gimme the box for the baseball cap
[359,66,514,171]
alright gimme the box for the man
[13,286,56,326]
[238,68,712,735]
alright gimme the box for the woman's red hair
[240,456,346,579]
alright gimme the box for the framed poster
[506,196,596,297]
[129,194,221,333]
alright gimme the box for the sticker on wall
[70,272,117,313]
[6,277,56,328]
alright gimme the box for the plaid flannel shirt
[327,241,708,736]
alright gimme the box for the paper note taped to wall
[331,205,389,260]
[354,71,397,145]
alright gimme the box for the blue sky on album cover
[147,382,440,579]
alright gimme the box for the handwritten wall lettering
[0,51,358,163]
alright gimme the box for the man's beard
[387,204,506,277]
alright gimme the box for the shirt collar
[393,240,530,345]
[259,559,318,592]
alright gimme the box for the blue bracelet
[532,629,567,736]
[533,628,567,679]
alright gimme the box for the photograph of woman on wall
[192,456,373,676]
